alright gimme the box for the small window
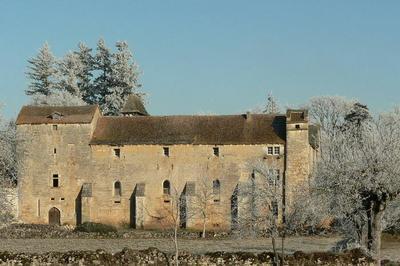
[163,147,170,157]
[295,124,300,129]
[213,147,220,157]
[274,147,280,155]
[163,180,171,195]
[53,148,57,154]
[267,147,273,155]
[53,125,58,131]
[52,174,59,188]
[114,148,121,158]
[114,200,121,204]
[51,198,55,201]
[60,198,65,201]
[114,181,122,196]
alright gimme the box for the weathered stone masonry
[16,99,318,230]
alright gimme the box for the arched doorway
[49,207,61,225]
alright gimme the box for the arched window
[213,180,221,202]
[213,179,221,194]
[163,180,170,195]
[114,181,122,197]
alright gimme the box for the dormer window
[48,112,63,120]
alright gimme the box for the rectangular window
[267,147,273,155]
[114,148,120,158]
[295,124,300,129]
[213,147,219,157]
[274,146,280,155]
[163,147,170,157]
[53,148,57,154]
[52,174,59,188]
[53,125,58,131]
[60,198,65,201]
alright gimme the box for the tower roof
[121,94,149,116]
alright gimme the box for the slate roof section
[90,114,287,145]
[121,94,149,116]
[16,105,98,125]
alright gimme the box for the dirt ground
[0,236,399,262]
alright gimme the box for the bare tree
[148,183,185,266]
[264,92,280,114]
[311,108,400,264]
[186,176,223,238]
[238,158,282,265]
[307,96,355,139]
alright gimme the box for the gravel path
[0,236,399,261]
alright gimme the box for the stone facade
[16,104,317,230]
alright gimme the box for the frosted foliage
[31,90,85,106]
[74,43,94,104]
[312,109,400,260]
[263,92,280,114]
[0,109,17,183]
[103,41,142,115]
[238,159,282,236]
[0,105,16,225]
[307,96,355,138]
[57,52,83,96]
[26,42,58,96]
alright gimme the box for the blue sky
[0,0,399,118]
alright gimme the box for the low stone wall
[0,247,377,266]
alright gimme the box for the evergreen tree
[93,38,113,106]
[263,92,280,114]
[344,102,371,127]
[103,41,142,115]
[26,42,58,96]
[57,52,82,96]
[74,43,95,104]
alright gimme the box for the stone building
[16,96,318,230]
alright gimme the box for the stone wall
[16,110,316,231]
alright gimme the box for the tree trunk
[371,202,385,266]
[271,234,278,266]
[174,225,179,266]
[202,217,206,238]
[281,229,285,266]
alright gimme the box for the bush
[74,222,117,234]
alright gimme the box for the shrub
[74,222,117,234]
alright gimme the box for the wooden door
[49,207,60,225]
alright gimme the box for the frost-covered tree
[148,183,185,266]
[0,106,17,225]
[74,43,95,104]
[93,38,113,107]
[103,41,142,115]
[26,42,58,96]
[57,52,82,96]
[186,175,223,238]
[307,96,355,139]
[263,92,280,114]
[0,116,17,183]
[312,109,400,263]
[237,158,282,265]
[31,90,85,106]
